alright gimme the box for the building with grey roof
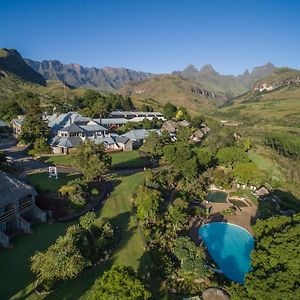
[110,110,164,120]
[0,172,46,248]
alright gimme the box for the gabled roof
[12,117,24,126]
[121,129,150,140]
[60,123,84,133]
[178,120,190,127]
[80,124,108,132]
[0,172,37,207]
[54,136,83,148]
[161,120,177,133]
[115,136,130,144]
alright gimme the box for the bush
[69,192,87,208]
[90,188,100,196]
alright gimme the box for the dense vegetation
[265,132,300,160]
[230,213,300,300]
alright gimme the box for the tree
[163,103,177,120]
[181,157,198,181]
[71,140,112,181]
[194,147,213,170]
[19,98,50,144]
[230,214,300,300]
[0,100,22,121]
[31,234,87,289]
[216,146,248,167]
[173,236,209,279]
[80,211,96,239]
[29,137,51,155]
[141,132,164,161]
[92,265,151,300]
[134,186,163,225]
[176,126,192,143]
[163,145,176,164]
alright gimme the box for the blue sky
[1,0,300,74]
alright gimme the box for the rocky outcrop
[254,76,300,92]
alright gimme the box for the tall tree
[20,98,50,144]
[71,140,112,181]
[92,265,151,300]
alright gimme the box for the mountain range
[25,58,153,92]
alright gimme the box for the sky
[1,0,300,74]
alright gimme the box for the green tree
[194,147,213,170]
[230,214,300,300]
[29,137,51,155]
[173,236,209,279]
[20,98,50,144]
[92,265,151,300]
[31,234,87,289]
[216,146,248,167]
[141,131,165,161]
[134,186,163,225]
[176,125,192,143]
[71,140,112,181]
[0,100,22,121]
[80,211,97,239]
[163,103,177,120]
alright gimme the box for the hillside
[25,59,153,92]
[173,63,277,97]
[118,74,225,113]
[0,49,46,86]
[216,69,300,130]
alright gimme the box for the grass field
[44,150,147,170]
[26,172,80,193]
[3,172,149,300]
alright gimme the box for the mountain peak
[199,64,217,74]
[183,64,199,73]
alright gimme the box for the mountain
[25,59,153,92]
[0,49,46,86]
[217,68,300,128]
[173,63,277,97]
[118,74,226,113]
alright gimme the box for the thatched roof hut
[256,186,270,197]
[0,172,37,207]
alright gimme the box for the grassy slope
[216,86,300,130]
[118,74,221,115]
[5,172,146,300]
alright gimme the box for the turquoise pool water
[199,222,254,284]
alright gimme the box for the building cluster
[10,110,210,154]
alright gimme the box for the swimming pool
[206,191,228,203]
[199,222,254,284]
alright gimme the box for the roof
[0,120,8,127]
[53,136,83,148]
[92,136,117,146]
[178,120,190,127]
[161,120,177,133]
[121,129,150,140]
[110,111,163,117]
[191,129,204,140]
[0,172,37,207]
[256,186,270,196]
[60,123,84,133]
[115,136,130,144]
[80,124,107,132]
[94,118,128,125]
[12,118,24,126]
[201,126,211,134]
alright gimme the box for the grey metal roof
[12,118,24,126]
[0,120,8,127]
[93,118,128,125]
[60,123,84,133]
[115,136,130,144]
[92,136,116,146]
[55,136,83,148]
[80,124,108,132]
[121,129,150,140]
[0,172,37,207]
[110,111,163,117]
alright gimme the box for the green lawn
[5,172,150,300]
[44,150,147,170]
[110,150,147,169]
[26,172,80,193]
